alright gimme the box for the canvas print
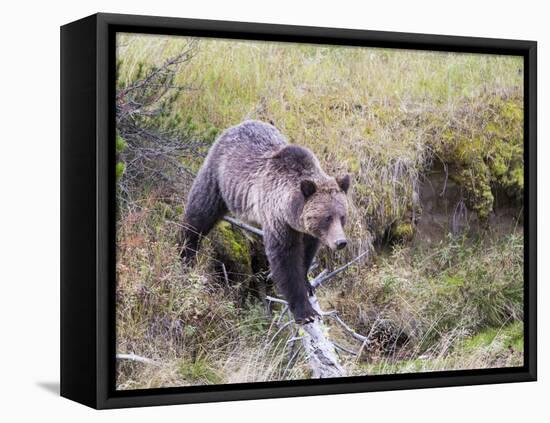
[115,33,525,390]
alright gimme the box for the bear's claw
[293,304,319,325]
[296,315,318,325]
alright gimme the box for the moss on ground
[390,221,415,243]
[431,92,524,219]
[208,221,253,281]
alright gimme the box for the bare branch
[311,249,370,289]
[277,304,289,325]
[223,216,264,237]
[266,295,288,305]
[333,342,359,356]
[116,43,204,205]
[116,353,160,366]
[324,311,371,344]
[282,344,303,378]
[221,263,229,285]
[118,40,199,101]
[309,269,328,287]
[267,320,295,345]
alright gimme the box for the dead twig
[116,353,160,366]
[323,311,371,345]
[333,342,359,356]
[221,263,230,285]
[311,249,370,289]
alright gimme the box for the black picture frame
[60,12,537,409]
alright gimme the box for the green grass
[463,321,524,353]
[360,322,524,375]
[114,33,524,389]
[116,33,523,239]
[179,358,224,385]
[115,193,524,388]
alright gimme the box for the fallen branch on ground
[323,311,371,345]
[116,353,160,366]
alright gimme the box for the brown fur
[182,120,351,323]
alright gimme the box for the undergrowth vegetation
[115,34,524,389]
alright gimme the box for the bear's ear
[300,179,317,198]
[336,174,351,193]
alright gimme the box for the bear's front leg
[264,224,318,324]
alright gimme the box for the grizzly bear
[182,120,351,324]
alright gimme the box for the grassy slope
[115,34,524,389]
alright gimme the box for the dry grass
[115,33,524,389]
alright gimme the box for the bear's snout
[323,220,348,251]
[335,239,348,250]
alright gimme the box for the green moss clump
[116,133,127,154]
[115,161,126,181]
[452,162,494,220]
[390,221,414,243]
[432,92,523,219]
[209,221,252,280]
[115,133,128,183]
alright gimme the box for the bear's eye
[325,216,333,224]
[340,216,346,226]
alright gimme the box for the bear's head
[300,174,351,250]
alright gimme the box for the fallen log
[267,294,345,378]
[301,295,346,378]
